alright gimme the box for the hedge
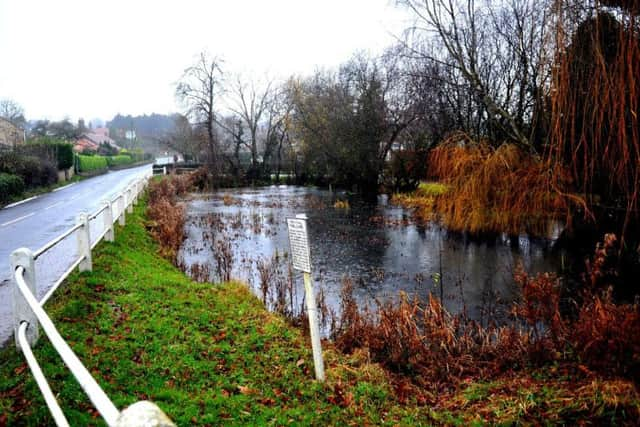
[0,152,58,188]
[106,155,134,167]
[20,138,74,170]
[56,143,74,169]
[0,173,25,203]
[120,148,145,163]
[77,154,108,172]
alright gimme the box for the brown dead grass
[146,173,194,262]
[333,234,640,395]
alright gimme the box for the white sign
[287,218,311,273]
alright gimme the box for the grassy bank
[1,197,638,425]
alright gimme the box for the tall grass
[331,234,640,389]
[146,173,194,262]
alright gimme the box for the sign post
[287,214,325,382]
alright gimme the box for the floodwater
[178,186,566,323]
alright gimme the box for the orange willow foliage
[428,132,571,236]
[550,4,640,239]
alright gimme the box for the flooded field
[178,186,566,324]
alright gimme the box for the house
[0,117,24,150]
[74,129,121,153]
[73,136,99,153]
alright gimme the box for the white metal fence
[10,170,175,427]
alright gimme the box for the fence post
[11,248,39,349]
[127,187,133,214]
[77,212,92,272]
[102,199,114,242]
[133,181,139,205]
[116,401,176,427]
[118,194,126,226]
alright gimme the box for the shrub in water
[427,132,574,236]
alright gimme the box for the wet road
[0,164,152,347]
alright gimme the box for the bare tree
[262,82,295,180]
[399,0,552,152]
[291,51,419,193]
[217,114,245,179]
[163,114,204,162]
[176,52,224,174]
[0,99,26,128]
[226,75,274,177]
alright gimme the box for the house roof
[73,137,99,152]
[81,132,121,150]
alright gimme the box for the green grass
[415,182,448,197]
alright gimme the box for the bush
[427,133,572,236]
[106,155,134,167]
[21,138,74,170]
[146,175,194,262]
[56,143,74,170]
[77,154,108,172]
[0,152,58,188]
[0,173,25,202]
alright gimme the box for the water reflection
[178,186,565,322]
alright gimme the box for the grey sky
[0,0,412,122]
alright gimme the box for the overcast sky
[0,0,412,122]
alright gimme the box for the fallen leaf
[237,385,255,395]
[259,397,276,406]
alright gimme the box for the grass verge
[1,176,84,208]
[1,196,637,425]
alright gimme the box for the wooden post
[11,248,39,349]
[77,212,92,272]
[303,271,325,382]
[102,199,114,242]
[287,214,325,382]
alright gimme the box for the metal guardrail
[10,170,176,426]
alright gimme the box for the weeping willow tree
[550,0,640,244]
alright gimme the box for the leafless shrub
[189,262,212,283]
[214,239,233,282]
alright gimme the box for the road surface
[0,164,152,348]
